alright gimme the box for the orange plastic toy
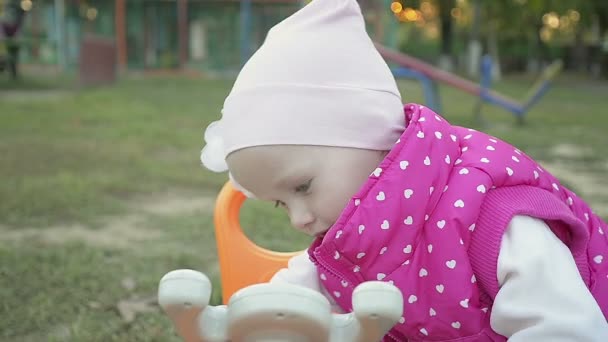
[213,181,302,304]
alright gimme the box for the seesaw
[374,43,563,125]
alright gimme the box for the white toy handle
[158,270,404,342]
[158,269,222,342]
[329,281,403,342]
[199,305,228,342]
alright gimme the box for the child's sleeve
[270,251,343,313]
[491,215,608,341]
[270,251,322,292]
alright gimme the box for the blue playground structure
[475,55,564,125]
[375,44,564,125]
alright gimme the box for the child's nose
[289,205,315,231]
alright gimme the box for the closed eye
[295,179,313,193]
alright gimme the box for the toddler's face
[227,145,386,237]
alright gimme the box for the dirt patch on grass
[132,193,215,216]
[539,144,608,217]
[0,90,72,102]
[550,143,593,159]
[0,215,162,249]
[0,193,216,248]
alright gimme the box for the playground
[2,0,608,340]
[1,72,608,340]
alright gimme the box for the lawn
[1,72,607,341]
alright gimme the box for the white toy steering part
[158,269,404,342]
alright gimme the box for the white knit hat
[201,0,404,175]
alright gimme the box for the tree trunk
[438,0,455,71]
[54,0,67,70]
[597,9,608,78]
[526,22,543,74]
[572,29,587,73]
[487,21,501,81]
[466,0,482,77]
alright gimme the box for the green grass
[0,77,231,227]
[0,72,607,341]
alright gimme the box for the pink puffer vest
[308,103,608,341]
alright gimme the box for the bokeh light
[568,10,580,22]
[391,2,403,14]
[86,7,98,21]
[542,12,560,29]
[20,0,32,11]
[420,1,434,17]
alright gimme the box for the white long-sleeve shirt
[271,215,608,340]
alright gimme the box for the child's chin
[313,228,330,238]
